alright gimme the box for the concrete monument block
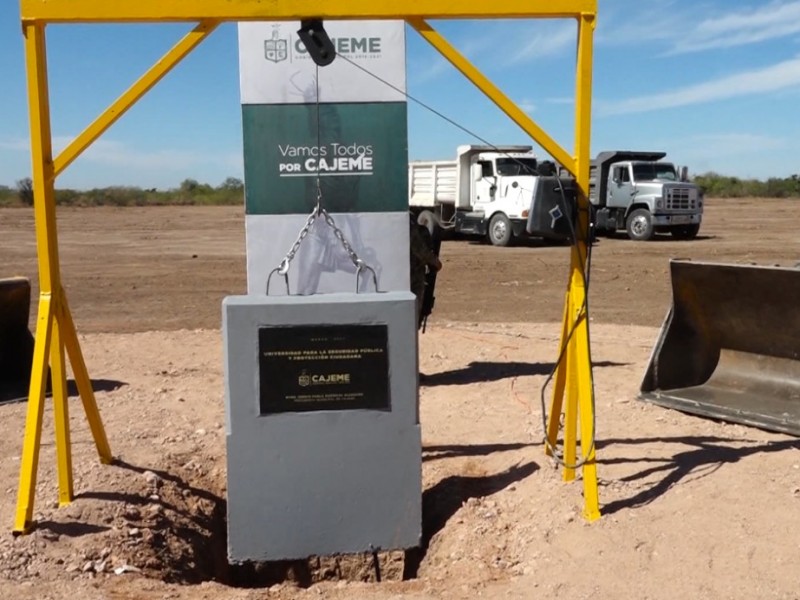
[223,292,421,562]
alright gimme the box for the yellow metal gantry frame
[16,0,599,533]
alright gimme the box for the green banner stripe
[243,102,408,215]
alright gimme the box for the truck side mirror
[680,166,689,182]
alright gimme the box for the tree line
[0,177,245,207]
[692,172,800,198]
[2,172,800,207]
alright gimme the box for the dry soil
[0,198,799,599]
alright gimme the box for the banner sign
[239,21,406,104]
[243,102,407,215]
[238,20,409,293]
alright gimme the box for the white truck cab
[409,145,546,246]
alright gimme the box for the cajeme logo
[264,25,383,64]
[295,37,381,56]
[298,371,351,386]
[278,142,374,177]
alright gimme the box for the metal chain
[279,204,321,276]
[321,208,360,269]
[266,202,320,295]
[266,62,379,294]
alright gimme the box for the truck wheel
[670,224,700,240]
[488,213,513,247]
[626,209,655,241]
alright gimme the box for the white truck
[588,151,703,241]
[409,145,570,246]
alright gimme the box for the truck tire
[670,224,700,240]
[488,213,513,247]
[626,208,655,241]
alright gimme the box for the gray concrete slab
[223,292,421,562]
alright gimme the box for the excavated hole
[41,458,417,589]
[133,468,408,588]
[199,501,407,588]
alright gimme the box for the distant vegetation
[692,173,800,198]
[2,173,800,207]
[0,177,245,207]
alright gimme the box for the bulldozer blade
[0,277,35,403]
[640,260,800,436]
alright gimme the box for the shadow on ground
[423,441,535,462]
[0,378,126,404]
[421,360,626,387]
[598,435,800,514]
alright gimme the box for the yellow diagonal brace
[53,19,219,178]
[21,0,597,23]
[545,295,570,458]
[61,292,112,463]
[408,18,576,176]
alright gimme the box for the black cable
[337,54,533,161]
[539,174,597,470]
[337,52,598,468]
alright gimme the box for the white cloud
[662,133,794,178]
[598,54,800,115]
[596,1,693,46]
[0,135,232,171]
[408,56,450,84]
[671,1,800,54]
[598,1,800,55]
[80,140,206,170]
[0,137,30,151]
[674,133,788,159]
[0,135,242,188]
[545,97,574,105]
[506,22,575,65]
[407,24,508,83]
[517,99,536,114]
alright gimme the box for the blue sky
[2,0,800,190]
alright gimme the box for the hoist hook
[297,19,336,67]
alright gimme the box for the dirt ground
[1,198,799,599]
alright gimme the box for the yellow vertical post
[574,11,600,521]
[50,300,74,505]
[15,22,60,533]
[14,22,112,534]
[573,11,599,520]
[545,11,600,521]
[561,336,579,481]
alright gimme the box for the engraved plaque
[258,324,390,414]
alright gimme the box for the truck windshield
[495,158,538,176]
[632,162,677,181]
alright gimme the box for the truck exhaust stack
[640,260,800,435]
